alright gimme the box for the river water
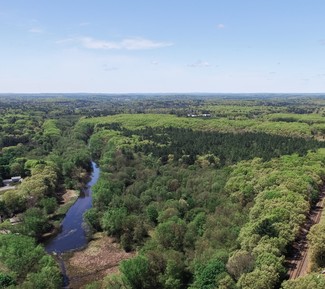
[45,161,100,254]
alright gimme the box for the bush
[0,272,16,287]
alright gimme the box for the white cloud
[64,36,173,50]
[80,37,120,49]
[217,24,225,29]
[188,60,211,68]
[120,38,172,50]
[29,27,43,33]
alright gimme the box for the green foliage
[89,130,121,159]
[80,113,314,138]
[281,274,325,289]
[83,208,101,231]
[4,95,325,288]
[10,161,24,176]
[226,250,255,281]
[0,234,60,286]
[19,163,59,203]
[85,282,103,289]
[84,113,325,289]
[24,159,42,171]
[308,215,325,270]
[21,207,50,239]
[39,197,58,214]
[158,250,187,289]
[120,256,153,289]
[238,265,280,289]
[101,207,128,237]
[191,258,226,289]
[146,205,159,224]
[255,252,285,277]
[225,150,325,288]
[124,127,324,166]
[20,256,61,289]
[103,275,127,289]
[42,120,61,137]
[92,178,118,210]
[1,189,26,215]
[155,217,187,251]
[0,272,15,288]
[217,274,237,289]
[266,113,325,125]
[73,122,94,143]
[84,112,325,287]
[48,136,91,189]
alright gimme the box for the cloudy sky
[1,0,325,93]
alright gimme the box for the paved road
[0,186,16,192]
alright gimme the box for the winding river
[45,161,100,253]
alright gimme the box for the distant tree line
[117,126,325,165]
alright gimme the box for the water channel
[45,161,100,253]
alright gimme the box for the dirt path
[286,190,325,279]
[0,186,16,193]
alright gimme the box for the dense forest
[1,94,325,288]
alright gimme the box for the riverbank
[57,189,80,215]
[63,232,135,289]
[45,161,99,254]
[41,189,79,240]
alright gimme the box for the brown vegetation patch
[62,189,79,204]
[64,232,135,289]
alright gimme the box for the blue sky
[1,0,325,93]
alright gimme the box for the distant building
[2,176,22,186]
[187,113,211,118]
[11,176,22,183]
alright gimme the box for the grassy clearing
[81,113,313,138]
